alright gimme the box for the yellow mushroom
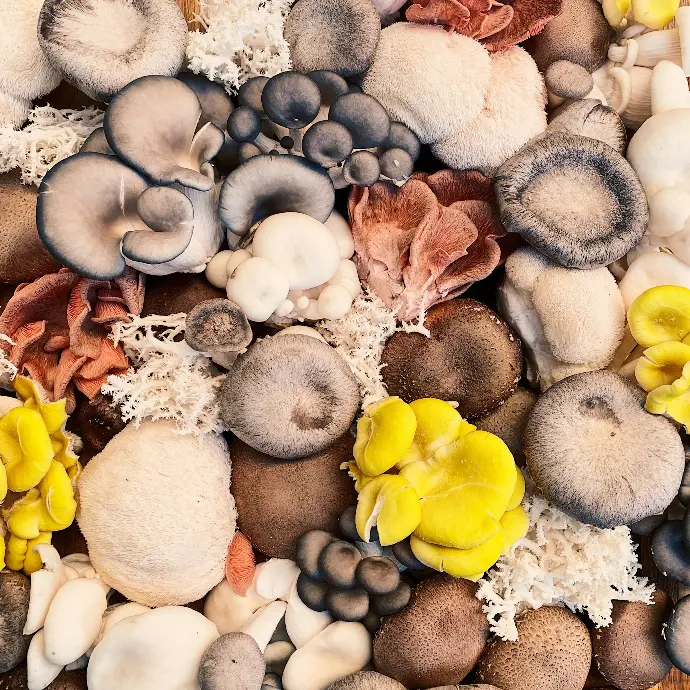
[0,532,4,570]
[628,285,690,348]
[408,398,474,460]
[636,341,690,392]
[5,534,27,571]
[499,505,530,555]
[5,532,52,574]
[13,376,67,435]
[0,461,7,503]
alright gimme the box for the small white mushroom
[24,544,68,635]
[61,553,98,580]
[27,629,63,690]
[226,256,290,322]
[204,578,274,635]
[324,211,355,259]
[205,249,235,288]
[255,559,300,601]
[240,600,288,652]
[43,577,108,666]
[619,251,690,308]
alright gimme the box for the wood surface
[7,0,690,688]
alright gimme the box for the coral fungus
[405,0,565,51]
[348,170,510,321]
[0,268,144,412]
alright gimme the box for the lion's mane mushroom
[219,334,359,459]
[497,247,626,390]
[37,0,188,102]
[77,420,236,607]
[87,606,219,690]
[0,571,31,674]
[495,131,648,269]
[381,300,522,419]
[525,370,685,528]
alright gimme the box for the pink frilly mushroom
[348,170,516,321]
[405,0,564,51]
[0,268,144,412]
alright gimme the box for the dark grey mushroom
[37,152,194,280]
[652,521,690,585]
[665,594,690,674]
[309,71,350,106]
[339,505,359,542]
[38,0,188,101]
[383,122,421,162]
[218,154,335,242]
[548,99,627,154]
[239,77,269,112]
[297,573,330,612]
[361,611,382,636]
[343,151,381,187]
[356,557,401,596]
[326,587,370,621]
[177,72,234,130]
[329,93,391,149]
[370,580,412,616]
[545,60,594,100]
[495,131,649,268]
[261,72,322,130]
[391,539,428,571]
[303,121,354,168]
[678,461,690,506]
[296,530,338,580]
[80,128,114,155]
[379,148,414,181]
[0,572,31,674]
[227,106,282,155]
[319,541,362,588]
[630,512,668,537]
[199,632,265,690]
[104,76,225,192]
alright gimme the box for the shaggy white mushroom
[27,629,63,690]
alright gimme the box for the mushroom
[255,559,301,601]
[240,600,288,652]
[265,640,296,676]
[653,520,690,584]
[619,251,690,308]
[326,671,407,690]
[319,542,362,589]
[87,607,220,690]
[383,123,422,163]
[204,579,273,636]
[0,571,31,674]
[91,603,151,650]
[225,257,290,323]
[37,153,195,280]
[326,588,370,622]
[239,77,270,111]
[545,60,595,107]
[219,334,359,459]
[27,629,63,690]
[227,106,289,155]
[177,73,234,130]
[199,633,266,690]
[340,151,382,188]
[329,93,391,149]
[665,594,690,674]
[303,121,355,168]
[37,0,188,102]
[80,128,114,156]
[184,299,253,369]
[24,544,69,636]
[218,155,336,245]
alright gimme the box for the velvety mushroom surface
[0,572,31,674]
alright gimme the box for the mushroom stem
[328,167,350,190]
[253,133,288,155]
[609,67,633,113]
[290,128,304,154]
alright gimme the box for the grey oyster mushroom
[545,61,594,102]
[0,571,32,674]
[239,77,270,112]
[262,71,322,131]
[80,128,114,156]
[653,521,690,585]
[37,153,194,280]
[329,93,391,149]
[665,595,690,674]
[38,0,188,102]
[303,121,355,168]
[177,73,234,130]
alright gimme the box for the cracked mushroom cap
[219,334,359,459]
[37,0,188,102]
[495,131,648,269]
[184,299,252,354]
[381,299,522,419]
[525,371,685,528]
[0,572,31,674]
[285,0,382,77]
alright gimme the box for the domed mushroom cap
[344,151,382,188]
[547,100,626,155]
[219,334,359,459]
[381,300,522,419]
[326,588,370,622]
[177,73,234,130]
[198,632,266,690]
[379,148,414,182]
[326,671,407,690]
[184,299,252,354]
[303,121,354,168]
[227,106,263,143]
[329,93,391,149]
[309,71,350,106]
[285,0,382,77]
[476,606,591,690]
[384,123,421,162]
[665,594,690,674]
[592,589,672,690]
[545,61,594,99]
[652,521,690,586]
[0,572,31,674]
[374,576,489,687]
[37,0,188,102]
[80,128,114,155]
[262,72,322,129]
[495,132,648,269]
[231,436,357,559]
[238,77,269,111]
[525,371,685,528]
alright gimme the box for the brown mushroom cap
[476,606,592,690]
[230,435,357,558]
[593,589,673,690]
[0,172,61,284]
[0,572,31,674]
[142,273,225,317]
[545,61,594,99]
[0,665,87,689]
[475,388,537,466]
[184,299,252,353]
[373,575,490,688]
[381,299,522,419]
[326,671,406,690]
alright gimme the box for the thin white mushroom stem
[620,38,639,69]
[609,66,633,112]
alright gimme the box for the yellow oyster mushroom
[499,505,530,555]
[40,461,77,525]
[5,532,52,574]
[355,474,421,545]
[0,406,54,492]
[645,378,690,430]
[344,461,375,492]
[628,286,690,348]
[635,342,690,392]
[0,461,7,503]
[603,0,631,25]
[0,534,4,570]
[5,534,27,571]
[506,468,526,512]
[633,0,679,28]
[408,399,474,460]
[354,397,417,477]
[14,376,68,435]
[50,427,80,470]
[401,430,517,549]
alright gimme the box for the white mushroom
[61,553,99,580]
[24,545,68,635]
[275,326,327,342]
[285,579,333,649]
[205,250,235,288]
[324,211,355,259]
[43,578,108,666]
[619,250,690,307]
[90,602,151,651]
[226,256,290,322]
[255,559,300,601]
[204,578,274,635]
[240,600,288,652]
[27,629,63,690]
[0,397,21,416]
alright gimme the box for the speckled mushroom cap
[592,589,672,690]
[199,633,265,690]
[219,334,359,459]
[495,132,648,269]
[0,572,31,674]
[373,576,490,688]
[525,371,685,528]
[477,606,591,690]
[285,0,381,77]
[230,435,357,558]
[381,299,522,420]
[545,61,594,100]
[326,671,406,690]
[0,172,61,284]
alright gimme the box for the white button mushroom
[27,629,63,690]
[205,249,235,288]
[226,256,290,322]
[318,284,355,319]
[620,251,690,308]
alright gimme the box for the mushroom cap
[475,388,538,467]
[303,121,355,168]
[319,541,362,589]
[238,77,269,111]
[80,128,114,155]
[525,371,685,528]
[37,0,188,101]
[309,71,350,106]
[592,589,672,690]
[262,72,322,129]
[285,0,382,77]
[218,155,336,240]
[344,151,382,188]
[177,72,234,130]
[329,93,391,149]
[629,512,667,536]
[679,461,690,506]
[225,256,289,322]
[476,607,592,690]
[297,573,330,612]
[379,148,414,181]
[383,123,421,162]
[381,299,522,419]
[326,671,407,690]
[547,100,626,155]
[198,633,266,690]
[495,131,648,269]
[227,106,263,143]
[219,334,359,459]
[369,581,411,617]
[373,576,489,687]
[665,595,690,674]
[0,172,61,284]
[339,506,359,542]
[326,588,370,622]
[652,521,690,585]
[355,557,400,596]
[545,61,594,99]
[77,421,236,607]
[184,299,252,354]
[0,572,31,674]
[230,436,357,558]
[142,273,225,316]
[296,530,339,580]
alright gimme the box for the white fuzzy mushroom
[226,256,290,322]
[204,578,274,635]
[27,629,63,690]
[240,600,288,652]
[24,545,68,635]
